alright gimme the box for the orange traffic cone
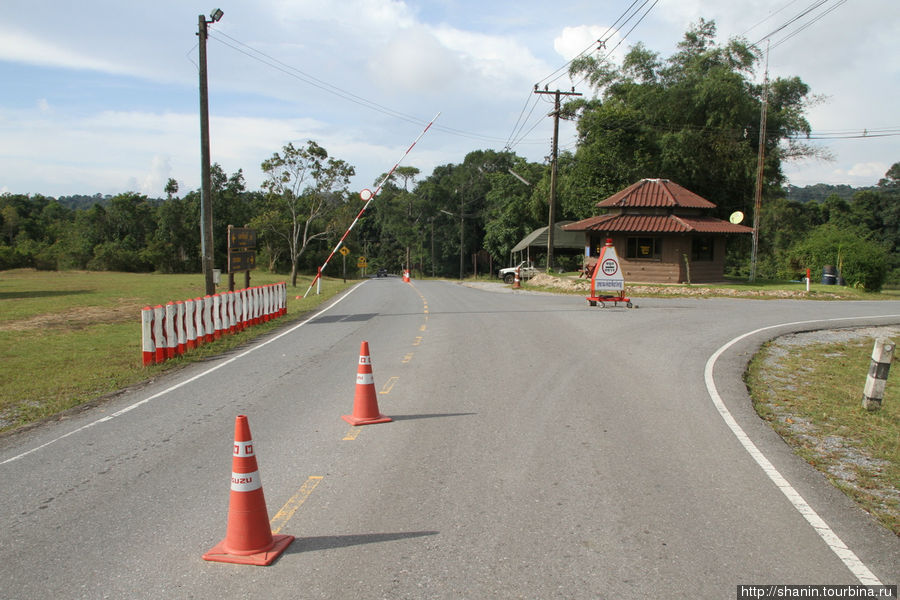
[203,415,294,565]
[342,341,392,426]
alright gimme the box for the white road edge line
[1,282,367,466]
[705,314,900,586]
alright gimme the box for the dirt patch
[524,273,845,299]
[0,301,142,332]
[528,273,591,292]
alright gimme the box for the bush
[786,224,889,291]
[0,244,30,270]
[87,241,153,272]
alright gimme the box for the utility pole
[534,87,580,273]
[198,9,223,295]
[749,42,769,283]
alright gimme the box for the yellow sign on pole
[339,246,350,256]
[357,256,367,268]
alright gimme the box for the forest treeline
[2,20,897,289]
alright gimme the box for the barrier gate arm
[302,112,441,299]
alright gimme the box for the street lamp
[198,9,223,295]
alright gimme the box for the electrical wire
[741,0,803,38]
[208,30,536,147]
[570,0,659,91]
[537,0,646,90]
[505,0,659,154]
[769,0,847,50]
[752,0,835,47]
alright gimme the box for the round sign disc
[360,189,373,201]
[729,211,745,224]
[601,258,619,276]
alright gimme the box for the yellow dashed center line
[381,376,399,394]
[343,426,362,441]
[270,476,323,534]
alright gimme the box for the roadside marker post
[863,337,895,411]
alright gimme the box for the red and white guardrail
[141,283,287,366]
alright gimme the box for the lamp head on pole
[209,8,224,22]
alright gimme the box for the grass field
[747,333,900,536]
[0,269,356,432]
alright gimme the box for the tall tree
[259,141,355,286]
[567,19,819,220]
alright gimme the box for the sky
[1,0,897,200]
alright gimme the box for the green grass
[0,269,356,431]
[746,337,900,535]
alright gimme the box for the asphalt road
[1,278,898,599]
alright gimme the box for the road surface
[1,278,898,598]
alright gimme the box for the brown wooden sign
[228,250,256,273]
[227,226,257,273]
[229,227,257,250]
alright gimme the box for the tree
[567,19,819,222]
[787,224,889,291]
[164,178,179,201]
[878,161,900,188]
[259,141,355,286]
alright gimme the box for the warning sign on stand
[591,241,624,294]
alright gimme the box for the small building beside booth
[563,178,753,284]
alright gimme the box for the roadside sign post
[339,246,350,282]
[357,256,368,278]
[227,226,257,292]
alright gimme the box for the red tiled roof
[563,213,752,234]
[598,179,716,209]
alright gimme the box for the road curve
[0,278,897,599]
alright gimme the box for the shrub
[786,224,889,291]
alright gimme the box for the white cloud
[0,0,895,197]
[0,28,129,74]
[141,155,172,196]
[370,27,462,94]
[429,25,549,92]
[848,162,890,180]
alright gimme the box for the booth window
[691,237,714,261]
[626,237,661,260]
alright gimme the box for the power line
[769,0,847,50]
[209,30,538,148]
[741,0,803,38]
[506,0,660,153]
[537,0,646,90]
[752,0,837,47]
[505,92,544,150]
[571,0,659,90]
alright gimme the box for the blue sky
[1,0,897,199]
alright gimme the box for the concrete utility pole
[750,41,769,283]
[198,9,223,295]
[534,88,581,273]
